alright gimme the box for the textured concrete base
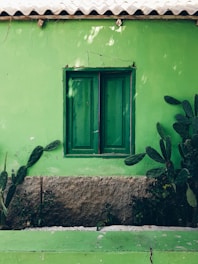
[6,176,153,229]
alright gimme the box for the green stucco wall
[0,19,198,176]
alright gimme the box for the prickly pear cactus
[15,166,28,185]
[26,146,44,168]
[0,139,61,226]
[5,185,16,208]
[186,183,197,208]
[0,171,8,192]
[0,154,8,191]
[124,153,146,166]
[44,140,61,151]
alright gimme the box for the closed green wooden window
[63,68,135,157]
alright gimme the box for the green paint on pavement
[0,230,197,252]
[0,252,198,264]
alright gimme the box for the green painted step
[0,252,198,264]
[0,230,198,252]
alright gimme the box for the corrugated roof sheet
[1,0,198,18]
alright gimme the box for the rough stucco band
[6,176,152,229]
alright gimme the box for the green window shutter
[100,73,130,154]
[66,73,98,154]
[64,68,134,157]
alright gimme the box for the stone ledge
[6,176,153,229]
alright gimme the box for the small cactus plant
[0,140,61,228]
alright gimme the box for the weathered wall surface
[0,20,198,176]
[7,176,152,229]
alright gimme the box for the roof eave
[0,14,198,21]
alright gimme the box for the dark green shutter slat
[102,76,123,146]
[66,73,98,154]
[101,73,130,154]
